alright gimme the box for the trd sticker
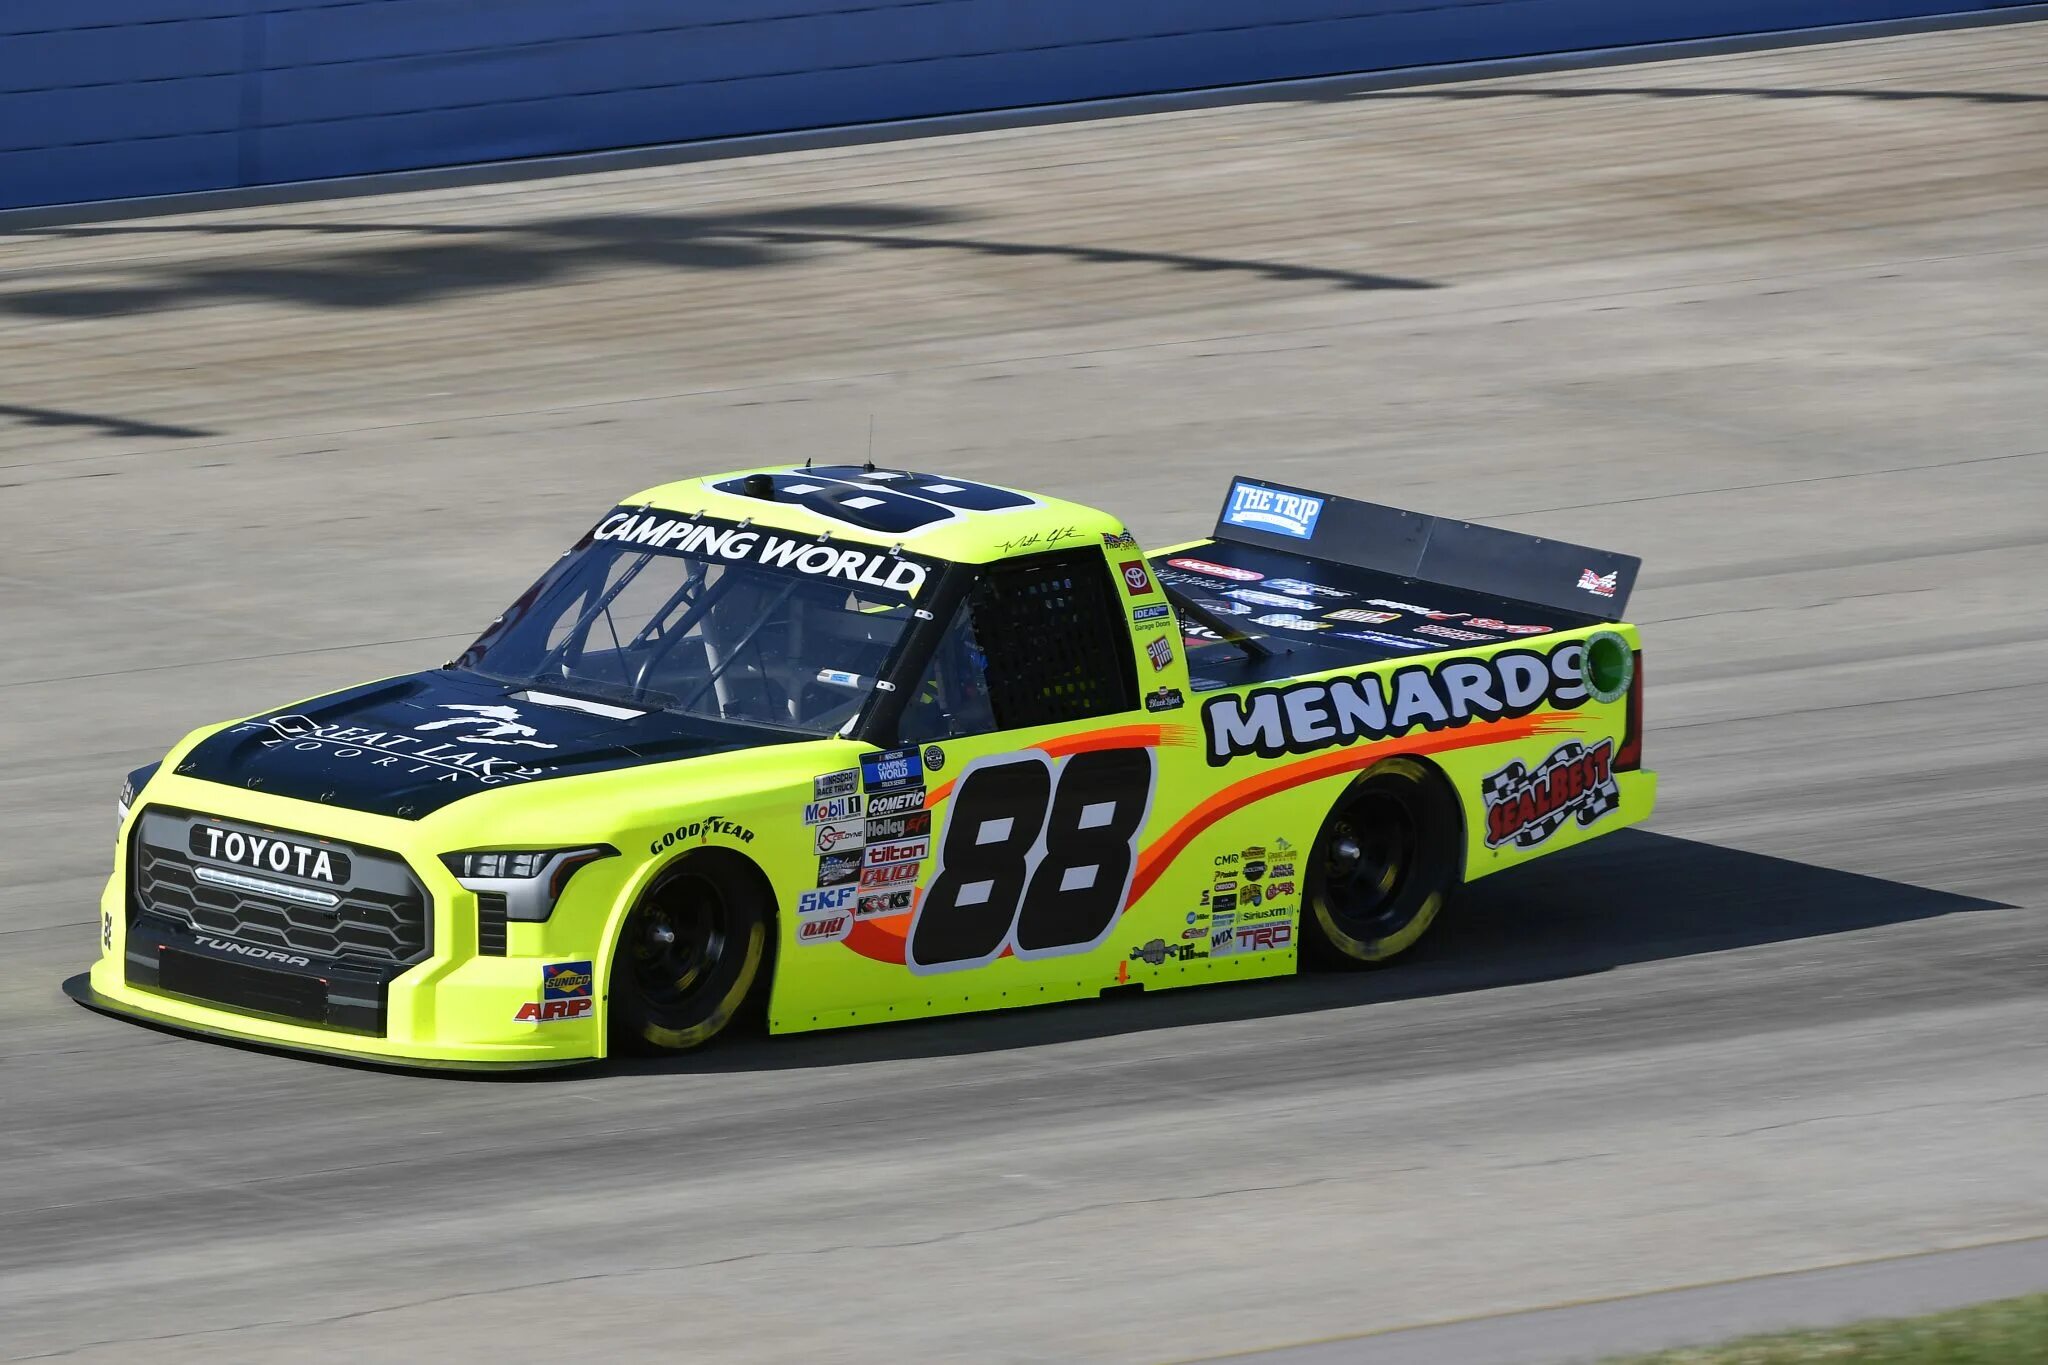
[803,794,863,824]
[1147,636,1174,671]
[798,886,857,916]
[1166,556,1263,582]
[1133,603,1172,622]
[1200,640,1591,765]
[1481,739,1620,848]
[1213,921,1292,956]
[542,961,594,1000]
[862,747,923,792]
[864,788,926,817]
[813,820,864,854]
[1221,481,1324,540]
[798,913,854,944]
[864,811,932,843]
[1326,609,1400,625]
[1120,560,1156,596]
[814,768,859,799]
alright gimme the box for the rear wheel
[1301,758,1460,969]
[608,853,770,1054]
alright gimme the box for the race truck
[72,465,1653,1068]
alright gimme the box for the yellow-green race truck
[73,465,1653,1068]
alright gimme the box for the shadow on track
[0,203,1436,320]
[624,827,2011,1078]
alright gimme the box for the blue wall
[0,0,2021,210]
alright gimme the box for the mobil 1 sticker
[864,788,925,817]
[803,793,862,824]
[862,746,923,792]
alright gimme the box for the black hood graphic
[175,669,798,819]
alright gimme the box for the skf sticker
[798,886,856,916]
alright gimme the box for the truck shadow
[638,827,2011,1076]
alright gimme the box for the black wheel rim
[627,874,730,1016]
[1320,791,1419,940]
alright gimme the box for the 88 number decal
[907,747,1156,973]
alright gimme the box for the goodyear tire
[1302,758,1460,969]
[609,851,771,1054]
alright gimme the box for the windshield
[451,512,933,735]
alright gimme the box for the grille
[131,809,432,968]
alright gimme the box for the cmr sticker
[1221,481,1324,540]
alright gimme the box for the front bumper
[82,790,618,1070]
[64,972,579,1072]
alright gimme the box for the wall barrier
[0,0,2024,210]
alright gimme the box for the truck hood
[174,669,800,819]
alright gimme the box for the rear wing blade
[1211,475,1641,621]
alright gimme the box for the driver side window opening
[900,550,1140,743]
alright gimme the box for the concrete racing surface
[4,22,2046,1365]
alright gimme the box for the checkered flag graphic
[1481,740,1622,848]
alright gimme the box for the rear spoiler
[1210,475,1641,621]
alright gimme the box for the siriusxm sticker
[1222,480,1325,540]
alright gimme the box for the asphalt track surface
[4,22,2046,1365]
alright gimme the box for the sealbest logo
[1200,640,1591,766]
[1221,481,1324,540]
[591,510,927,595]
[231,713,549,786]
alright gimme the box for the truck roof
[621,463,1123,564]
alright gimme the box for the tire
[608,851,772,1054]
[1301,757,1460,969]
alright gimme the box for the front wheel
[1301,758,1460,969]
[608,853,770,1054]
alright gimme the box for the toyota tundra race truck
[72,466,1653,1068]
